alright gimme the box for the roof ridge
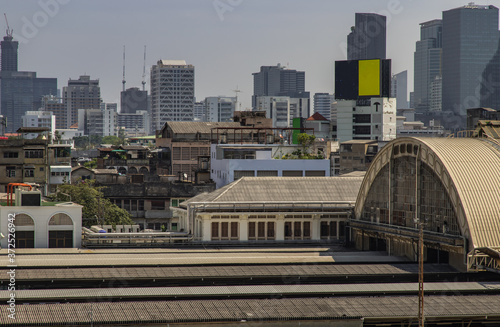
[213,177,244,201]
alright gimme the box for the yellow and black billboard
[335,59,391,100]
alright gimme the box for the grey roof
[184,176,364,205]
[2,295,500,325]
[0,264,456,281]
[120,145,148,150]
[2,282,498,302]
[164,121,241,135]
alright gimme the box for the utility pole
[418,219,425,327]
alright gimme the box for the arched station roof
[355,137,500,249]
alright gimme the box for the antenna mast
[122,45,126,92]
[142,45,147,91]
[4,13,12,37]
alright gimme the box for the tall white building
[150,60,195,131]
[204,97,236,122]
[22,111,56,139]
[336,97,396,143]
[78,104,117,137]
[313,93,335,120]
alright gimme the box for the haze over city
[5,0,471,110]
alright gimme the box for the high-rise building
[63,75,101,128]
[1,34,18,71]
[204,97,236,122]
[313,93,335,120]
[120,87,148,114]
[413,19,442,116]
[481,31,500,110]
[347,13,386,60]
[442,4,499,129]
[150,60,195,131]
[391,71,409,109]
[78,104,117,137]
[117,110,151,136]
[252,64,309,109]
[0,33,57,132]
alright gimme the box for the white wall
[0,204,82,248]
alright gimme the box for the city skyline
[3,0,494,111]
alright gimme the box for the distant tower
[63,75,101,128]
[347,13,386,60]
[1,14,18,71]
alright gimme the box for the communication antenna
[233,86,241,111]
[142,45,147,91]
[122,45,126,92]
[4,13,12,37]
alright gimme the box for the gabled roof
[306,112,328,121]
[183,176,364,206]
[71,166,94,173]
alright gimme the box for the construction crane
[142,45,147,91]
[4,13,13,37]
[122,45,126,92]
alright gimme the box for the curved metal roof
[355,137,500,249]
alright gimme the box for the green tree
[73,135,103,150]
[102,135,123,146]
[297,133,316,155]
[53,181,133,227]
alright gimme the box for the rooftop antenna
[142,45,147,91]
[4,13,12,37]
[122,45,126,92]
[233,86,241,111]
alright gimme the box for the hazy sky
[4,0,486,110]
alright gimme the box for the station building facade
[175,176,363,242]
[352,137,500,271]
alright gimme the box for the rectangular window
[131,200,138,211]
[294,222,302,237]
[221,222,229,238]
[3,152,18,158]
[267,222,275,239]
[171,223,178,231]
[321,222,329,238]
[282,170,303,177]
[258,222,265,239]
[138,200,144,211]
[285,222,292,238]
[303,222,311,238]
[248,222,256,239]
[124,200,130,211]
[151,200,165,210]
[353,126,371,135]
[211,222,219,239]
[330,222,337,238]
[353,114,371,124]
[6,166,16,177]
[24,168,35,178]
[339,221,345,237]
[25,150,44,158]
[230,222,238,239]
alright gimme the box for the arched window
[118,167,127,175]
[128,167,138,174]
[49,213,73,225]
[14,213,34,226]
[139,167,149,174]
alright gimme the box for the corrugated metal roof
[1,282,498,301]
[2,295,500,325]
[416,137,500,248]
[0,263,456,281]
[165,121,241,135]
[184,176,363,204]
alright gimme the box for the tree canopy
[53,180,133,227]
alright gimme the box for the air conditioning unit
[15,189,42,206]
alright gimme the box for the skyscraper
[347,13,386,60]
[413,19,442,116]
[1,34,18,71]
[63,75,101,128]
[252,64,309,109]
[150,60,195,131]
[441,4,499,129]
[0,33,57,132]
